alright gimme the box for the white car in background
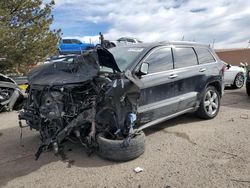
[111,37,142,47]
[223,61,246,89]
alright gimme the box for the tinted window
[195,48,215,64]
[174,47,198,69]
[127,38,135,43]
[117,38,125,42]
[71,39,82,44]
[62,39,72,44]
[145,48,173,73]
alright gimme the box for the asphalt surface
[0,87,250,188]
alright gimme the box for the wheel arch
[235,71,244,78]
[206,81,222,97]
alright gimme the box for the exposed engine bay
[19,48,140,160]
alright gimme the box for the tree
[0,0,61,74]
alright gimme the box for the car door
[71,39,83,52]
[172,46,203,112]
[136,47,178,124]
[194,47,218,89]
[59,39,73,52]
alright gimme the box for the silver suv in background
[111,37,143,46]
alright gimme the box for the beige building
[215,48,250,66]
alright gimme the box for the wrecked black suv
[19,42,224,161]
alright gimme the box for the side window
[62,39,72,44]
[174,47,198,69]
[71,39,82,44]
[127,38,135,43]
[195,48,215,64]
[144,48,173,74]
[117,38,125,42]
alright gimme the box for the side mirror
[137,62,149,77]
[226,64,231,69]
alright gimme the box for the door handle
[199,68,206,72]
[168,74,178,79]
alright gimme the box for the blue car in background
[58,38,95,54]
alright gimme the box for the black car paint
[28,49,120,86]
[124,43,223,128]
[19,42,224,159]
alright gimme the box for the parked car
[246,68,250,95]
[111,37,142,47]
[58,38,95,54]
[117,37,142,44]
[223,61,245,89]
[19,42,224,161]
[0,73,24,112]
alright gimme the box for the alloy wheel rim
[204,90,219,116]
[235,74,244,88]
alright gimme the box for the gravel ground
[0,88,250,188]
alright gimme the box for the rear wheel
[233,72,244,89]
[196,86,220,119]
[97,130,145,162]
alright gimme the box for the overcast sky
[51,0,250,49]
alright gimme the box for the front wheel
[233,72,245,89]
[196,86,220,119]
[97,130,145,162]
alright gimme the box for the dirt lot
[0,88,250,188]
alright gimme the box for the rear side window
[145,47,173,73]
[127,38,135,43]
[195,48,215,64]
[62,39,72,44]
[71,39,82,44]
[174,47,198,69]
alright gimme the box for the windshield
[109,47,145,71]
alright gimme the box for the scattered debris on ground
[134,167,144,173]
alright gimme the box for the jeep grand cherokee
[19,41,224,161]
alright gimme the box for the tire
[233,72,244,89]
[0,104,4,112]
[97,130,145,162]
[196,86,220,119]
[246,82,250,96]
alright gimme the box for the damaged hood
[96,48,121,72]
[28,48,121,85]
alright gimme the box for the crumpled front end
[19,48,140,159]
